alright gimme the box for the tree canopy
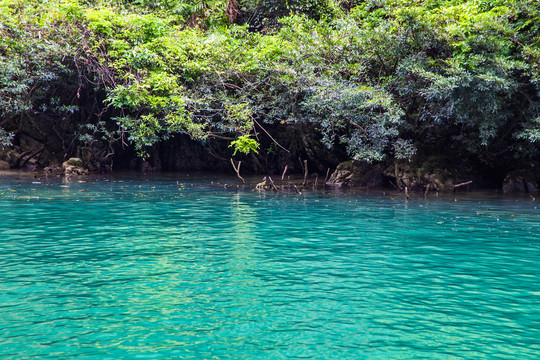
[0,0,538,175]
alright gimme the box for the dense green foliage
[0,0,539,173]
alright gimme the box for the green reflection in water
[0,173,538,359]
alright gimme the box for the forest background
[0,0,539,190]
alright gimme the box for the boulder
[326,160,384,187]
[503,174,539,193]
[44,164,64,176]
[383,159,459,191]
[62,157,88,176]
[0,148,22,167]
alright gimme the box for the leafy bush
[0,0,538,173]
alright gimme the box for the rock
[22,157,38,170]
[503,177,525,192]
[62,157,88,176]
[65,157,83,167]
[44,164,64,176]
[503,174,539,193]
[383,159,459,191]
[19,135,43,153]
[0,160,9,170]
[141,161,157,173]
[326,160,384,187]
[0,148,22,167]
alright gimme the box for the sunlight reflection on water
[0,172,539,359]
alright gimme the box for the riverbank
[1,0,539,199]
[2,168,538,201]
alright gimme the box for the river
[1,172,539,359]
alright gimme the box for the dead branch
[453,180,472,188]
[395,162,402,190]
[281,165,288,181]
[302,159,308,187]
[424,183,430,197]
[20,145,45,169]
[230,158,245,184]
[453,181,472,191]
[268,176,279,191]
[209,133,235,141]
[252,118,290,153]
[344,116,369,136]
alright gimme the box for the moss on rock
[62,158,87,176]
[326,160,385,187]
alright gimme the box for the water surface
[1,173,539,359]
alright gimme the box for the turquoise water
[0,173,539,359]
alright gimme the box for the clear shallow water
[0,172,539,360]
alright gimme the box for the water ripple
[0,174,539,359]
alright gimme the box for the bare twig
[424,183,430,197]
[208,133,235,141]
[207,150,229,162]
[230,158,245,184]
[281,165,288,181]
[453,180,472,188]
[453,181,472,191]
[302,159,308,187]
[395,162,402,190]
[268,176,279,191]
[344,116,369,136]
[252,118,290,153]
[20,145,45,169]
